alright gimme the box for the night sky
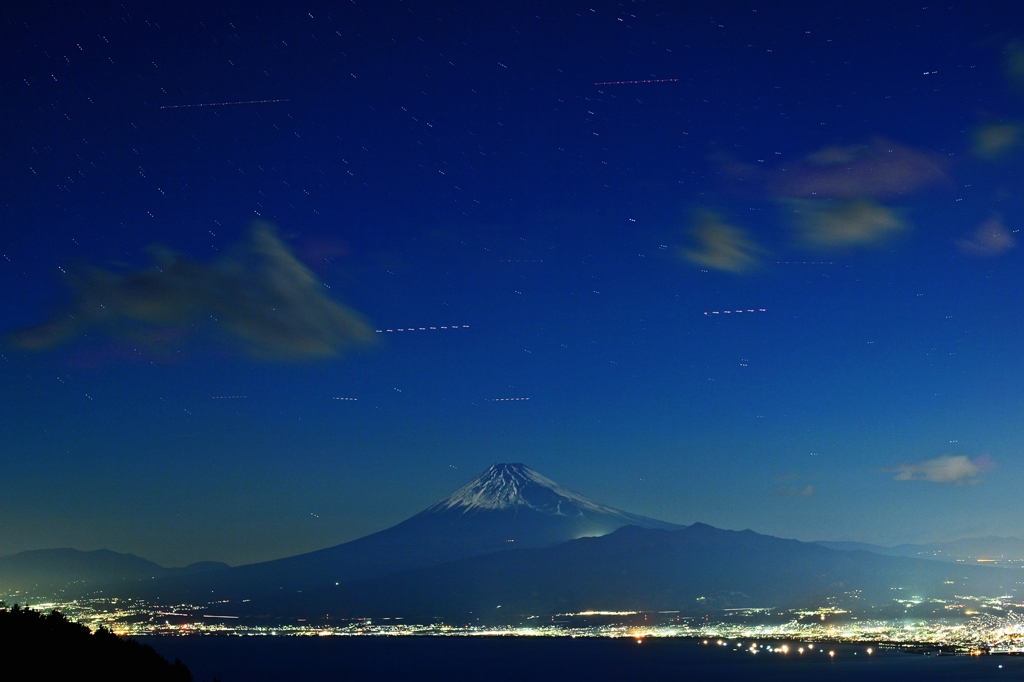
[4,0,1024,567]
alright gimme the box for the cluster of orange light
[702,639,871,658]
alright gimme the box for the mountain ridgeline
[0,548,228,595]
[11,464,1023,621]
[816,537,1024,563]
[313,523,1018,620]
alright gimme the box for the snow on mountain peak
[429,463,621,515]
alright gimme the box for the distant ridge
[0,548,229,595]
[816,536,1024,563]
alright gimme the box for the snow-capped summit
[420,462,680,543]
[429,463,643,518]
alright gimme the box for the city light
[6,593,1024,655]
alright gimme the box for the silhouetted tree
[0,602,191,681]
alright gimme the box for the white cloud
[773,485,815,498]
[784,198,906,249]
[769,138,949,200]
[956,216,1016,257]
[681,210,763,273]
[885,455,992,484]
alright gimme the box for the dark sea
[140,636,1023,681]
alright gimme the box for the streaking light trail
[375,325,470,333]
[488,397,530,402]
[593,78,679,85]
[704,308,767,316]
[159,99,290,109]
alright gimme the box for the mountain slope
[0,548,229,595]
[300,524,1019,621]
[131,463,681,604]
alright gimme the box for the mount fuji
[130,463,681,605]
[55,464,1020,621]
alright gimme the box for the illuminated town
[7,592,1024,655]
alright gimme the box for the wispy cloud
[972,123,1021,159]
[784,198,906,249]
[7,222,375,361]
[681,210,763,273]
[768,138,949,200]
[1006,41,1024,90]
[773,485,815,498]
[956,216,1016,257]
[884,455,994,484]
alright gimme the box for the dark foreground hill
[292,523,1019,622]
[132,463,680,605]
[0,548,229,594]
[0,603,191,681]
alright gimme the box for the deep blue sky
[3,0,1024,566]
